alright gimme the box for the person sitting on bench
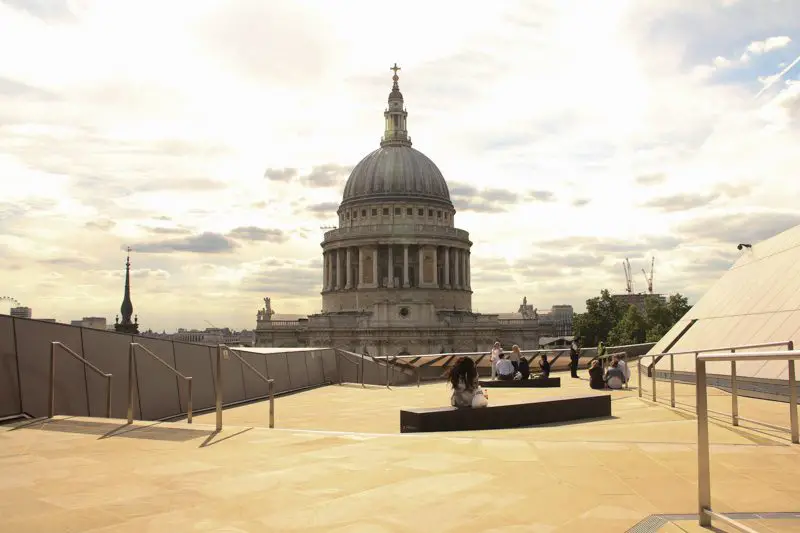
[614,354,630,387]
[604,359,625,390]
[447,356,481,408]
[517,356,530,380]
[589,359,605,390]
[538,354,551,379]
[496,353,515,381]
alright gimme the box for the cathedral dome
[341,146,451,205]
[340,63,452,208]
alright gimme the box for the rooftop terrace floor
[2,367,799,532]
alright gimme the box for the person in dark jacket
[588,359,605,389]
[569,339,580,378]
[538,354,551,378]
[518,357,530,380]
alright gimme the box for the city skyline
[2,1,800,330]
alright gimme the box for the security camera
[737,243,752,251]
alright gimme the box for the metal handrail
[371,342,655,361]
[648,340,793,417]
[49,341,112,418]
[214,345,275,431]
[696,349,800,529]
[128,343,193,425]
[334,349,365,387]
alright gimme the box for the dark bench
[479,377,561,388]
[400,393,610,433]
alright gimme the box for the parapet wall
[0,315,343,420]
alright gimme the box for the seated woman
[517,356,530,380]
[495,353,515,381]
[588,359,605,389]
[509,344,522,373]
[538,354,551,378]
[605,360,625,390]
[447,356,483,408]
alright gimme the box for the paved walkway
[2,368,799,532]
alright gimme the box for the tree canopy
[573,291,692,347]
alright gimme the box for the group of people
[489,342,550,381]
[447,339,631,408]
[588,354,630,390]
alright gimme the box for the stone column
[444,247,450,288]
[372,246,379,288]
[387,245,394,288]
[336,249,344,290]
[345,247,353,289]
[323,252,330,291]
[453,248,460,288]
[432,246,438,287]
[403,245,409,287]
[460,249,467,290]
[328,252,335,290]
[466,251,471,290]
[358,247,364,288]
[418,245,424,286]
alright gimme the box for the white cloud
[1,0,799,330]
[747,36,792,55]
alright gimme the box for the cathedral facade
[255,66,571,356]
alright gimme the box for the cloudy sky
[1,0,799,331]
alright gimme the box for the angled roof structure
[644,223,800,380]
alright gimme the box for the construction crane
[641,256,655,294]
[622,258,634,294]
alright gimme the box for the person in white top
[509,344,521,373]
[614,354,631,387]
[489,341,503,380]
[496,353,515,380]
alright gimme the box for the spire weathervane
[381,63,411,147]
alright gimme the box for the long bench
[479,377,561,388]
[400,393,611,433]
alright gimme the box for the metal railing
[334,349,365,387]
[696,349,800,530]
[128,343,193,424]
[644,341,794,425]
[214,345,275,431]
[49,341,112,418]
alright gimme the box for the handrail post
[652,357,657,402]
[268,379,275,428]
[417,367,421,388]
[730,349,739,427]
[670,354,675,408]
[638,357,642,398]
[789,359,798,444]
[127,344,135,424]
[187,378,193,424]
[106,375,112,418]
[696,353,712,527]
[49,342,56,418]
[335,350,342,385]
[215,345,223,432]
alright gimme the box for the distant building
[71,317,107,330]
[10,307,32,319]
[612,293,666,314]
[143,328,255,346]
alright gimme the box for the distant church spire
[115,246,139,334]
[381,63,412,148]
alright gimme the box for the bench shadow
[11,417,210,443]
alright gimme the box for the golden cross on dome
[390,63,401,75]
